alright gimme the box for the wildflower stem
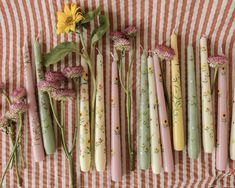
[211,67,218,95]
[48,93,62,129]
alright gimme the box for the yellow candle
[170,31,185,151]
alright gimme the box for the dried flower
[63,65,83,79]
[0,116,8,129]
[10,87,26,103]
[114,38,130,51]
[110,32,125,41]
[51,89,76,101]
[45,71,67,82]
[208,55,228,68]
[5,102,28,121]
[124,26,137,38]
[155,44,175,61]
[38,80,60,92]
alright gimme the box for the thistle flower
[10,87,26,103]
[110,32,125,41]
[124,26,137,38]
[51,89,76,101]
[38,80,60,92]
[114,38,130,52]
[45,71,67,82]
[0,116,8,129]
[208,55,228,68]
[5,102,28,121]
[63,65,83,79]
[155,44,175,61]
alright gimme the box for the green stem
[48,93,62,129]
[68,155,74,188]
[211,67,218,95]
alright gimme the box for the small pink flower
[38,80,60,92]
[0,116,8,129]
[208,55,228,68]
[114,38,130,51]
[63,65,83,79]
[6,102,28,121]
[155,44,175,61]
[124,26,137,38]
[110,32,125,41]
[10,87,26,103]
[45,71,67,82]
[51,89,76,101]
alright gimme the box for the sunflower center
[65,16,74,26]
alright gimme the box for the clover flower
[45,71,67,82]
[124,26,137,38]
[10,87,26,103]
[63,65,83,79]
[114,38,131,51]
[155,44,175,61]
[110,32,125,41]
[38,80,60,92]
[208,55,228,68]
[51,89,76,101]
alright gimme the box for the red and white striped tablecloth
[0,0,235,187]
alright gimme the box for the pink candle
[153,54,174,173]
[24,41,45,162]
[111,60,122,181]
[216,64,228,171]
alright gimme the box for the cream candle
[23,41,45,162]
[147,55,162,174]
[230,84,235,160]
[153,54,174,173]
[79,56,91,172]
[170,31,185,151]
[216,63,228,170]
[187,45,200,159]
[111,59,122,181]
[200,36,214,153]
[95,53,106,172]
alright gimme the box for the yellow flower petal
[64,4,71,15]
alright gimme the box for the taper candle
[79,56,91,172]
[139,51,150,170]
[230,84,235,160]
[187,45,200,159]
[147,55,162,174]
[111,59,122,181]
[216,64,228,170]
[24,41,45,162]
[34,37,56,155]
[95,53,106,172]
[153,54,174,173]
[170,31,185,151]
[200,36,214,153]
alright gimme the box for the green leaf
[43,42,78,67]
[81,7,101,24]
[91,15,109,46]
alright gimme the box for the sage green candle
[187,45,200,159]
[34,38,56,155]
[139,51,150,169]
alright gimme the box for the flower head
[51,89,76,101]
[38,80,60,92]
[45,71,67,82]
[5,102,28,121]
[10,87,26,103]
[114,38,130,52]
[124,26,137,38]
[0,116,8,129]
[110,32,125,41]
[63,65,83,79]
[57,4,84,34]
[155,44,175,61]
[208,55,228,68]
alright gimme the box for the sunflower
[56,4,84,34]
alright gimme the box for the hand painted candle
[23,41,45,162]
[111,60,122,181]
[34,37,56,155]
[187,45,200,159]
[170,31,185,151]
[79,56,91,172]
[139,52,150,170]
[95,53,106,172]
[147,55,162,174]
[200,36,214,153]
[230,85,235,160]
[153,54,174,173]
[216,64,228,170]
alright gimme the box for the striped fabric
[0,0,235,187]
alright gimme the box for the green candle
[139,51,150,170]
[34,37,56,155]
[187,45,200,159]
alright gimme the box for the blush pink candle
[111,60,122,181]
[24,41,45,162]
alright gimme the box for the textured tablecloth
[0,0,235,187]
